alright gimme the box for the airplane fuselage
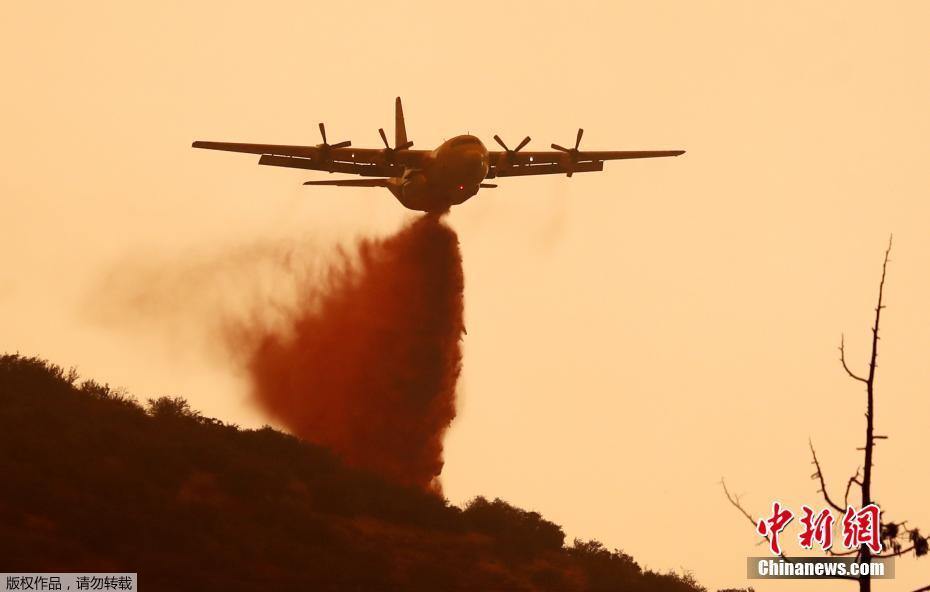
[387,135,489,213]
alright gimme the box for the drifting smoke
[229,214,465,493]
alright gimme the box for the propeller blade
[493,135,509,151]
[551,143,569,152]
[378,128,390,149]
[329,140,352,149]
[515,136,531,152]
[396,140,414,150]
[319,123,327,144]
[575,128,584,150]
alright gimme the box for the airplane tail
[395,97,408,148]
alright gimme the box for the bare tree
[723,238,928,592]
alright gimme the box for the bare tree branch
[720,479,858,579]
[721,479,761,531]
[853,236,893,592]
[878,543,918,558]
[839,334,868,384]
[827,547,861,557]
[721,478,790,561]
[843,467,862,508]
[809,439,845,513]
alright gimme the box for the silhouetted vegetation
[0,353,706,591]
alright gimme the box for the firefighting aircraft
[193,98,684,213]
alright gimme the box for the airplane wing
[303,178,388,187]
[192,141,429,177]
[193,141,319,158]
[488,149,685,178]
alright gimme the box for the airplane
[193,98,684,213]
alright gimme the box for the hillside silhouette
[0,354,706,591]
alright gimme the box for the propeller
[493,134,531,153]
[317,122,351,150]
[551,128,584,177]
[378,127,414,164]
[493,134,531,168]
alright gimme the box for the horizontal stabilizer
[479,183,498,188]
[303,178,389,187]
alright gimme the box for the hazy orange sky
[3,2,929,590]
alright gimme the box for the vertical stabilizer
[395,97,408,148]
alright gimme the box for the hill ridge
[0,353,706,592]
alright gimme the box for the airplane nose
[464,149,487,175]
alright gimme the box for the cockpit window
[451,136,479,147]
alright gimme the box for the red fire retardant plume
[239,214,464,493]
